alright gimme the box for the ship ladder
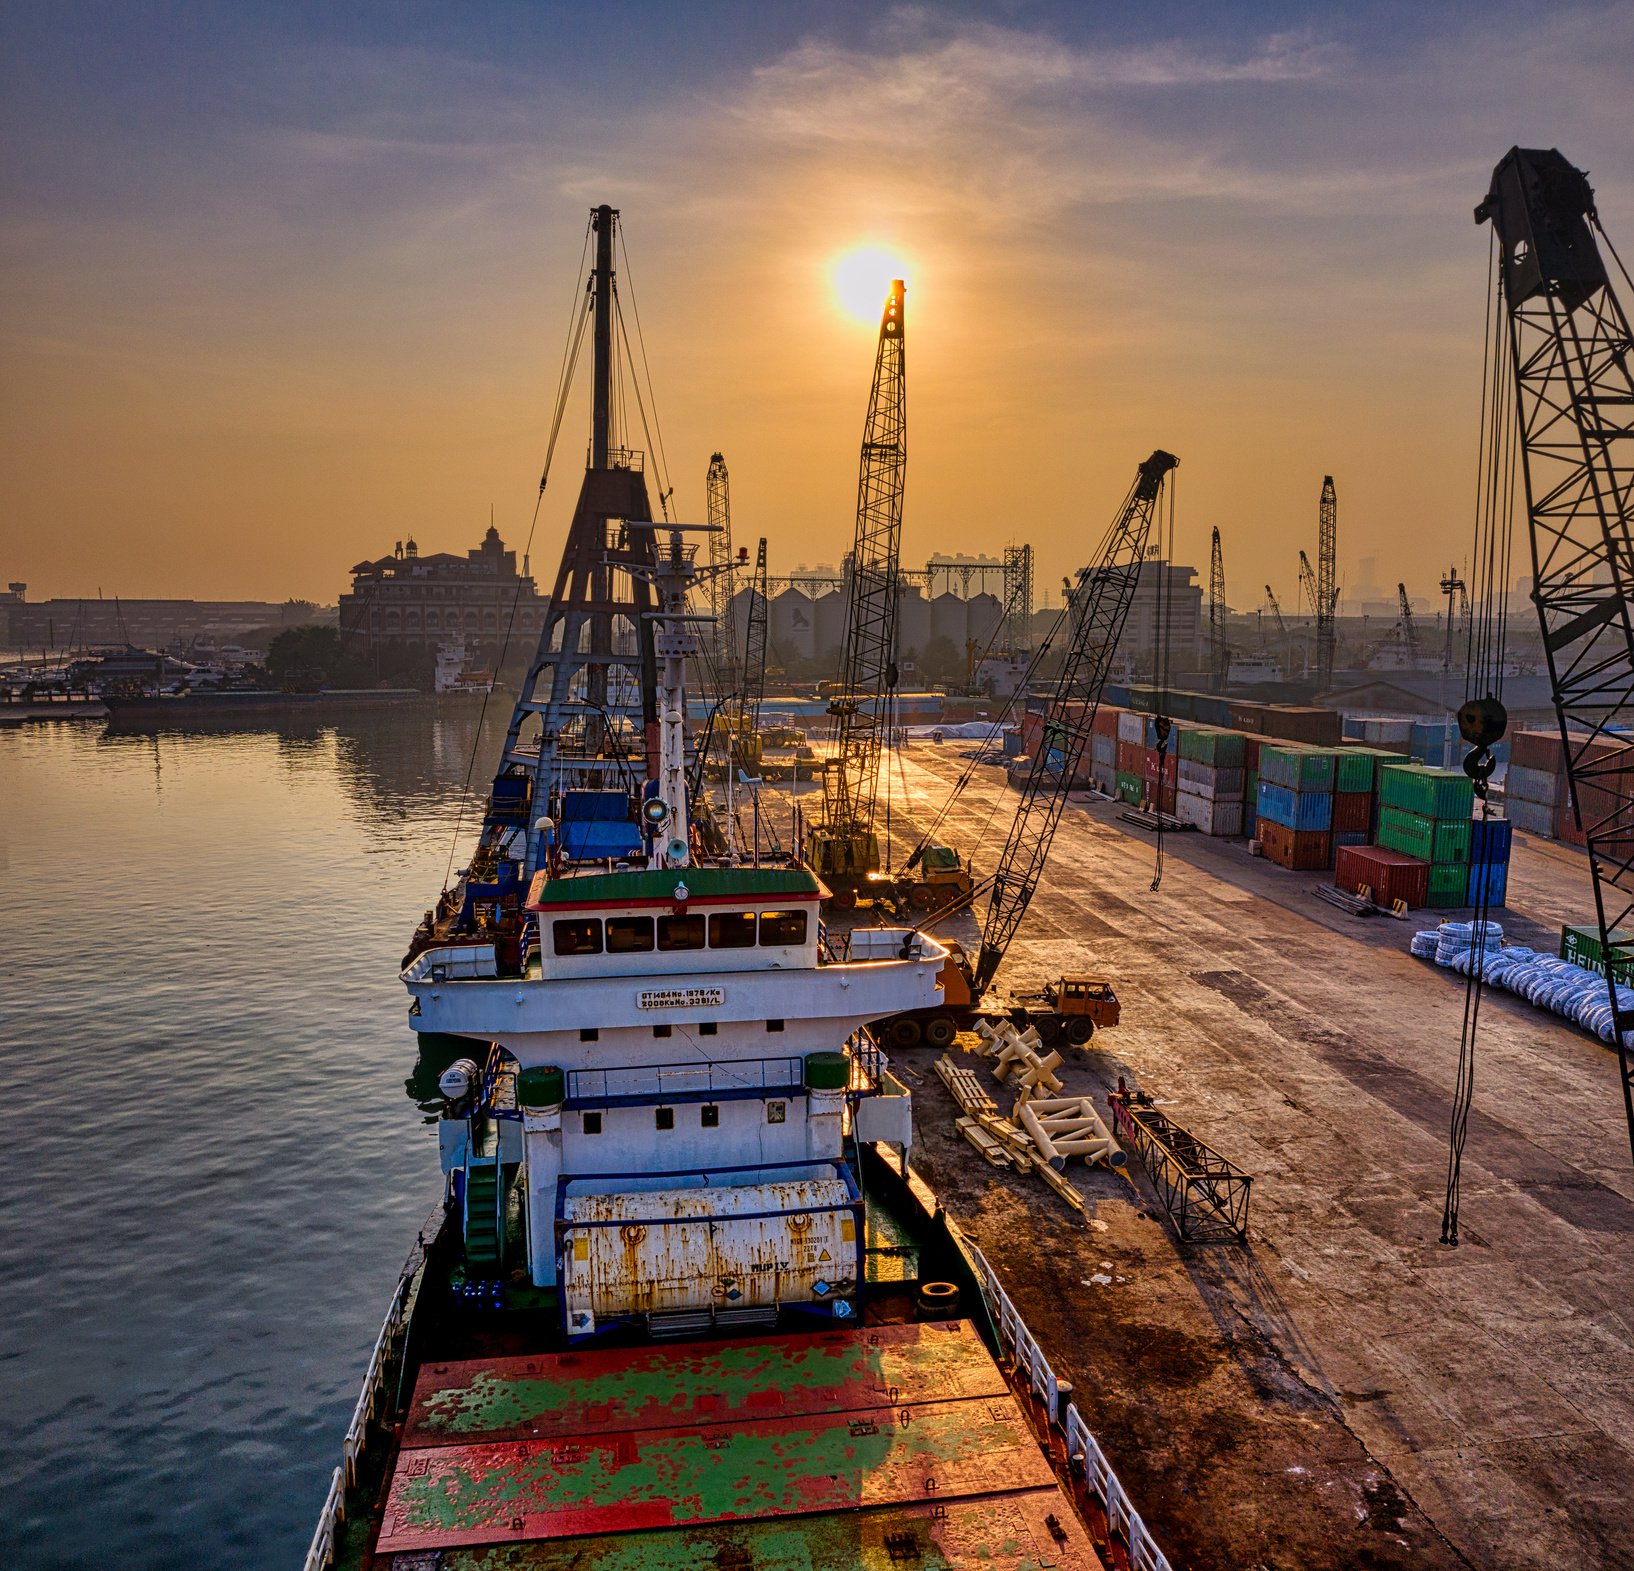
[462,1154,504,1274]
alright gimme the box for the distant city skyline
[3,2,1630,607]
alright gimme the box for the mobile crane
[873,450,1179,1047]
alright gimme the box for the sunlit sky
[3,2,1631,608]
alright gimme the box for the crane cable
[442,221,595,892]
[1443,227,1514,1246]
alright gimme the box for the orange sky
[3,4,1631,610]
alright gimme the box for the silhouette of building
[339,527,543,665]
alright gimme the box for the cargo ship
[305,205,1170,1571]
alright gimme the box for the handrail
[966,1241,1174,1571]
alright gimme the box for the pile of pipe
[1413,921,1634,1049]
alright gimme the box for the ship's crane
[806,280,908,907]
[740,537,768,739]
[1265,585,1288,637]
[1208,527,1228,687]
[706,453,733,676]
[1396,583,1421,663]
[1317,475,1338,686]
[1476,145,1634,1166]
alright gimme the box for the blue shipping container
[1466,859,1508,907]
[1470,816,1513,865]
[1257,780,1335,832]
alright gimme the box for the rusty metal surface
[420,1490,1108,1568]
[378,1393,1055,1552]
[404,1320,1003,1447]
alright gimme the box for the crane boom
[1397,583,1420,661]
[706,453,733,675]
[1477,145,1634,1166]
[1317,476,1338,685]
[742,538,768,734]
[1265,586,1287,636]
[809,280,907,893]
[972,450,1179,991]
[1208,527,1227,686]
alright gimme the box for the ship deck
[374,1320,1106,1568]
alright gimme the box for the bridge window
[655,1107,674,1131]
[553,918,602,955]
[657,913,706,951]
[606,915,654,953]
[758,910,808,946]
[708,911,757,948]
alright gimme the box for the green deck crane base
[427,1490,1107,1569]
[406,1321,1003,1447]
[377,1394,1054,1552]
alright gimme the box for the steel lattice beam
[1478,145,1634,1167]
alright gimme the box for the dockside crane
[1208,527,1228,687]
[805,280,908,908]
[1317,476,1338,686]
[1476,145,1634,1167]
[1396,583,1421,663]
[706,453,733,674]
[1265,585,1288,637]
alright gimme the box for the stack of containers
[1114,710,1145,804]
[1175,726,1247,836]
[1554,734,1633,848]
[1378,765,1475,907]
[1330,748,1378,852]
[1242,734,1263,827]
[1141,733,1179,814]
[1504,729,1564,837]
[1089,705,1121,795]
[1467,816,1513,907]
[1255,744,1336,869]
[1561,922,1634,982]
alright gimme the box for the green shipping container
[1379,764,1475,820]
[1426,862,1470,908]
[1115,770,1143,805]
[1178,726,1247,768]
[1379,806,1472,864]
[1560,923,1634,982]
[1334,749,1378,794]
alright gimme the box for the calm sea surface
[0,707,507,1569]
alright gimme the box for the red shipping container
[1256,818,1332,870]
[1508,729,1562,772]
[1262,706,1344,746]
[1334,844,1430,908]
[1229,701,1266,733]
[1116,740,1144,775]
[1093,705,1123,739]
[1554,798,1587,847]
[1141,750,1179,787]
[1241,734,1263,774]
[1333,790,1373,834]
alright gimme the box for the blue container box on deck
[1466,859,1508,907]
[1470,816,1513,865]
[1257,781,1334,832]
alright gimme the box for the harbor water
[0,709,508,1569]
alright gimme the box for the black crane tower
[706,453,733,676]
[807,280,907,903]
[1476,145,1634,1165]
[1317,476,1338,686]
[1208,527,1228,688]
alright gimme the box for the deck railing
[967,1241,1174,1571]
[302,1273,411,1571]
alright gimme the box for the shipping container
[1332,791,1373,834]
[1115,770,1143,804]
[1333,749,1378,794]
[1229,701,1266,733]
[1091,733,1116,766]
[1116,711,1145,745]
[1509,728,1563,772]
[1334,844,1430,908]
[1504,763,1563,806]
[1177,726,1246,768]
[1357,716,1416,748]
[1504,796,1554,836]
[1115,740,1143,775]
[1560,924,1634,982]
[1256,818,1332,870]
[1174,789,1244,836]
[1259,745,1338,792]
[1469,816,1513,865]
[1334,830,1371,851]
[1466,860,1508,908]
[1257,780,1334,832]
[1176,758,1245,798]
[1426,861,1471,908]
[1092,704,1123,739]
[1379,764,1475,821]
[1378,806,1472,864]
[1264,706,1344,746]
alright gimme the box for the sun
[830,244,910,325]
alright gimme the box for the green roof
[528,865,823,908]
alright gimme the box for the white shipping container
[1176,759,1245,798]
[1504,796,1555,836]
[1175,788,1244,837]
[1117,711,1146,745]
[1091,733,1116,765]
[1504,763,1562,806]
